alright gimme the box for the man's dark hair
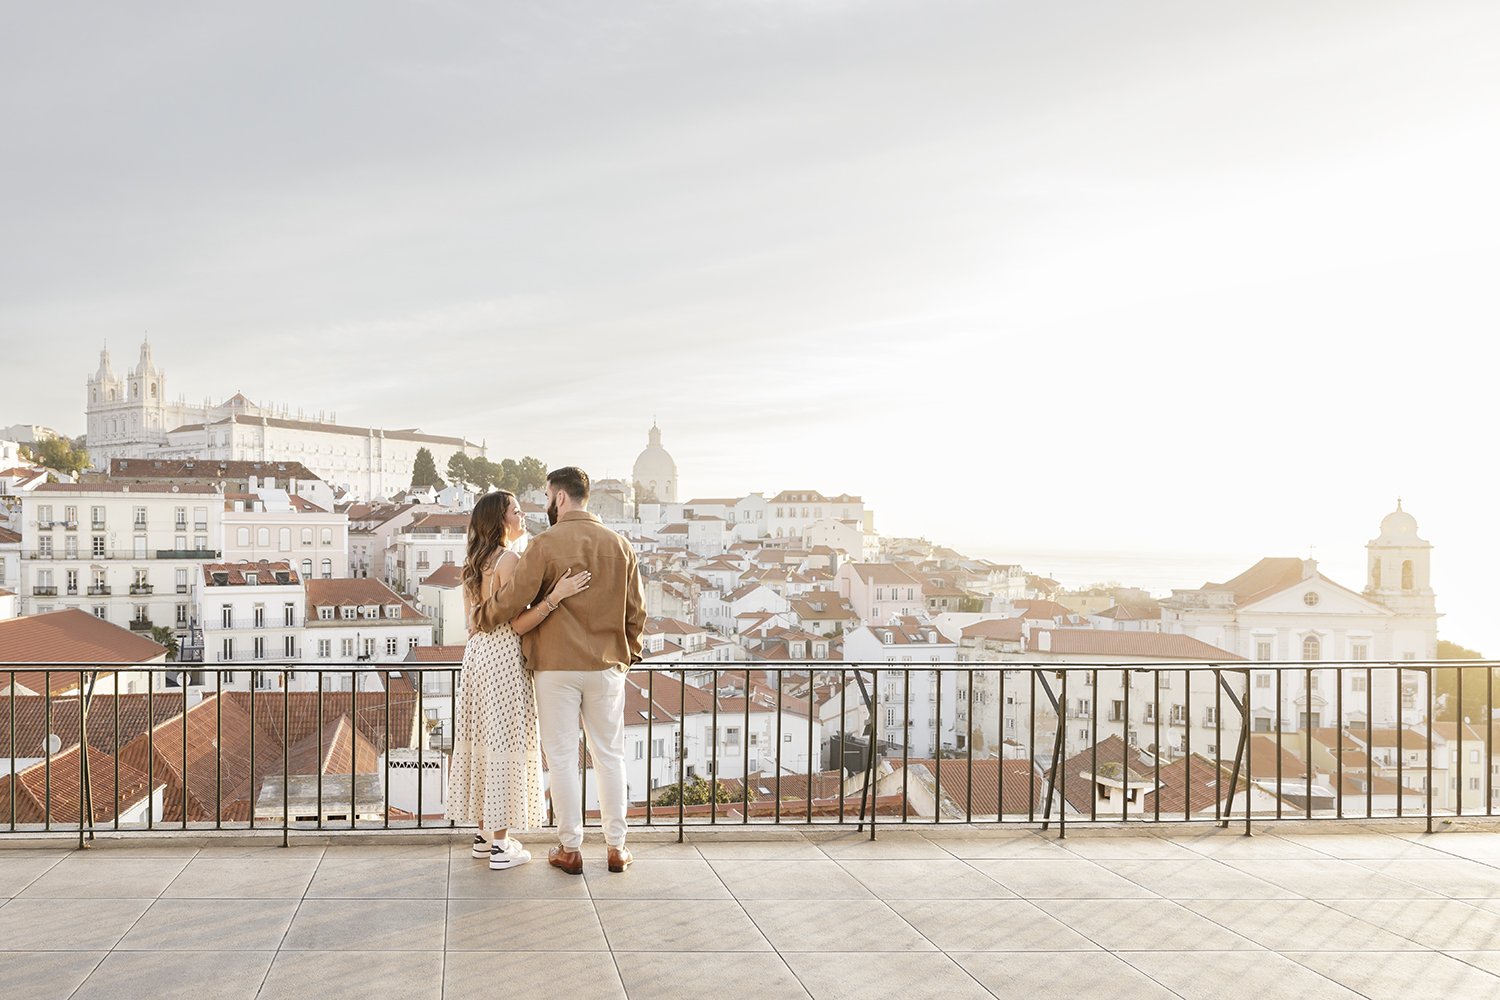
[548,466,590,503]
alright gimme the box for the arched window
[301,559,313,578]
[1303,635,1321,661]
[321,559,332,579]
[1401,560,1414,590]
[108,389,115,401]
[1372,559,1382,589]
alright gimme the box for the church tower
[1365,501,1435,611]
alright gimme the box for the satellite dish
[45,733,62,755]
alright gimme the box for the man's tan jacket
[476,509,645,672]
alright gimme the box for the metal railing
[0,659,1495,848]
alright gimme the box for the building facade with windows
[1160,507,1438,731]
[195,561,305,690]
[302,579,433,686]
[16,482,223,639]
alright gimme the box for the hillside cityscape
[0,341,1480,828]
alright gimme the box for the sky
[2,1,1496,651]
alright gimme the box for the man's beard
[547,498,559,526]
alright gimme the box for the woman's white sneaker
[470,835,491,859]
[490,838,532,870]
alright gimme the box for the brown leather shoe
[548,845,583,876]
[607,845,633,873]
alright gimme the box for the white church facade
[85,341,483,500]
[1160,505,1439,731]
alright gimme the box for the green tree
[31,436,90,477]
[653,776,743,807]
[150,626,180,661]
[446,453,473,489]
[515,456,548,494]
[411,447,442,489]
[469,457,499,491]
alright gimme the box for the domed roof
[1373,500,1427,546]
[632,422,678,501]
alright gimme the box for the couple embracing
[445,466,645,875]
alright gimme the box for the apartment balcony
[31,586,58,596]
[129,584,154,595]
[88,585,112,596]
[127,620,154,632]
[155,548,221,560]
[2,828,1499,1000]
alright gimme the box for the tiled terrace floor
[5,826,1500,999]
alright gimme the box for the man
[475,466,644,874]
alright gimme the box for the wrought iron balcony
[129,584,154,595]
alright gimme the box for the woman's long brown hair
[462,490,516,610]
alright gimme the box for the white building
[845,618,961,759]
[835,562,926,623]
[221,479,349,580]
[17,482,224,638]
[1161,507,1438,730]
[85,341,484,499]
[196,561,305,687]
[302,578,434,681]
[415,564,467,648]
[767,491,865,541]
[387,512,468,596]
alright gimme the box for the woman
[447,489,589,869]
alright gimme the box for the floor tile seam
[1092,853,1292,900]
[1078,892,1271,953]
[1074,950,1196,1000]
[1178,895,1422,952]
[1274,948,1437,999]
[1438,951,1500,979]
[1313,894,1489,951]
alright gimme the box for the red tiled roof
[1031,630,1243,661]
[405,645,465,663]
[421,563,463,588]
[961,618,1024,641]
[0,610,167,679]
[304,579,427,621]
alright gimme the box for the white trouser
[534,667,629,850]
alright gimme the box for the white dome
[1374,502,1425,545]
[632,422,678,502]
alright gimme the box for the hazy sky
[3,2,1496,649]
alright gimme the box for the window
[221,605,233,628]
[1303,591,1320,607]
[341,638,355,658]
[1401,560,1414,590]
[301,528,313,546]
[386,637,398,656]
[318,639,332,658]
[1303,635,1321,661]
[93,606,107,620]
[1255,639,1272,662]
[285,635,296,657]
[1255,672,1272,689]
[342,607,356,620]
[194,507,208,530]
[363,638,376,659]
[321,559,332,579]
[175,507,187,528]
[652,738,665,758]
[133,506,146,527]
[237,527,251,546]
[409,637,420,650]
[92,535,105,557]
[725,727,741,752]
[253,636,265,660]
[91,506,105,529]
[64,505,77,526]
[635,741,644,761]
[1472,778,1482,791]
[1351,641,1368,662]
[38,504,54,525]
[176,568,189,594]
[302,559,313,578]
[176,604,188,626]
[1352,675,1368,692]
[253,604,266,627]
[279,528,291,551]
[194,535,207,551]
[1372,560,1383,588]
[322,528,333,545]
[256,527,270,547]
[37,536,52,558]
[319,606,333,621]
[284,603,296,626]
[222,637,235,661]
